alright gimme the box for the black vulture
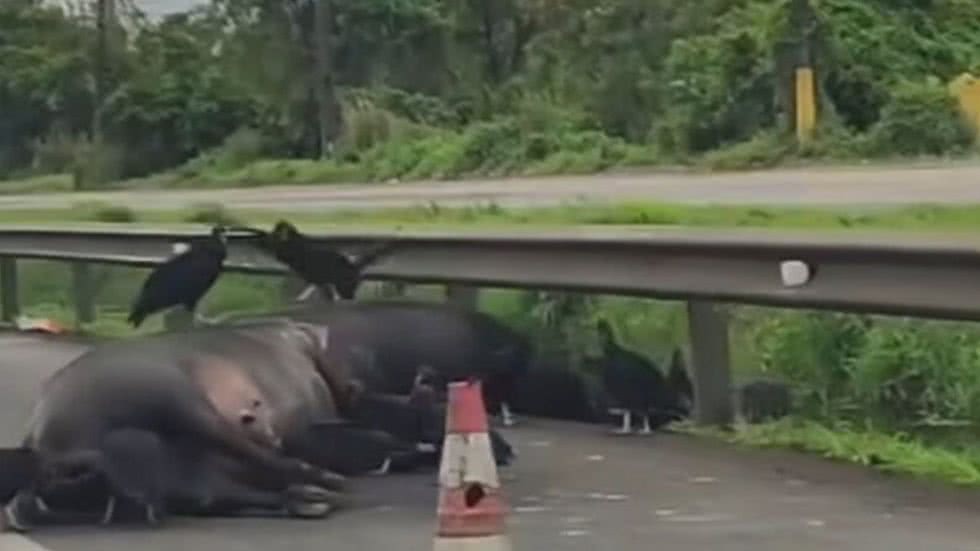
[595,320,689,434]
[248,220,394,302]
[127,225,229,328]
[736,379,791,423]
[510,361,605,423]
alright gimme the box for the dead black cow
[277,300,533,427]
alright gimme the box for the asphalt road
[5,164,980,213]
[3,334,980,550]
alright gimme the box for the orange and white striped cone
[434,380,512,551]
[15,316,66,335]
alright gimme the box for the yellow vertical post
[950,73,980,139]
[795,67,817,144]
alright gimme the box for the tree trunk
[312,0,341,159]
[93,0,112,143]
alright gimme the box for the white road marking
[665,513,734,523]
[689,476,718,484]
[514,505,551,513]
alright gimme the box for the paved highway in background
[2,164,980,214]
[2,334,980,550]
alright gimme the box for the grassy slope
[5,153,980,196]
[8,199,980,235]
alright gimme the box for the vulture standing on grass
[127,225,231,328]
[248,220,395,302]
[596,319,689,434]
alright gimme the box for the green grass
[10,200,980,237]
[0,173,74,194]
[2,142,979,196]
[684,418,980,487]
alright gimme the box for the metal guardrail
[1,226,980,319]
[1,225,979,425]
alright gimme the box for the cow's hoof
[2,500,31,533]
[286,500,332,519]
[100,497,116,525]
[296,460,347,491]
[287,484,331,503]
[287,484,350,511]
[33,497,50,515]
[316,470,347,491]
[368,457,392,476]
[145,506,166,526]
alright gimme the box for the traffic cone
[434,380,512,551]
[15,316,66,335]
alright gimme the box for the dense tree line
[2,0,980,187]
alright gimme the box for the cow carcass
[2,319,430,531]
[238,300,533,426]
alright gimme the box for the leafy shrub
[701,130,793,170]
[868,79,976,156]
[31,125,79,174]
[796,124,875,160]
[849,321,980,428]
[208,128,274,170]
[219,159,362,186]
[71,139,125,190]
[89,204,137,223]
[183,202,242,226]
[73,201,138,223]
[754,312,869,419]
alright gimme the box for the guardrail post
[686,300,734,426]
[71,262,96,326]
[0,257,19,323]
[445,285,479,309]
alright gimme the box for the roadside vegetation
[2,0,980,193]
[5,0,980,491]
[14,199,980,234]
